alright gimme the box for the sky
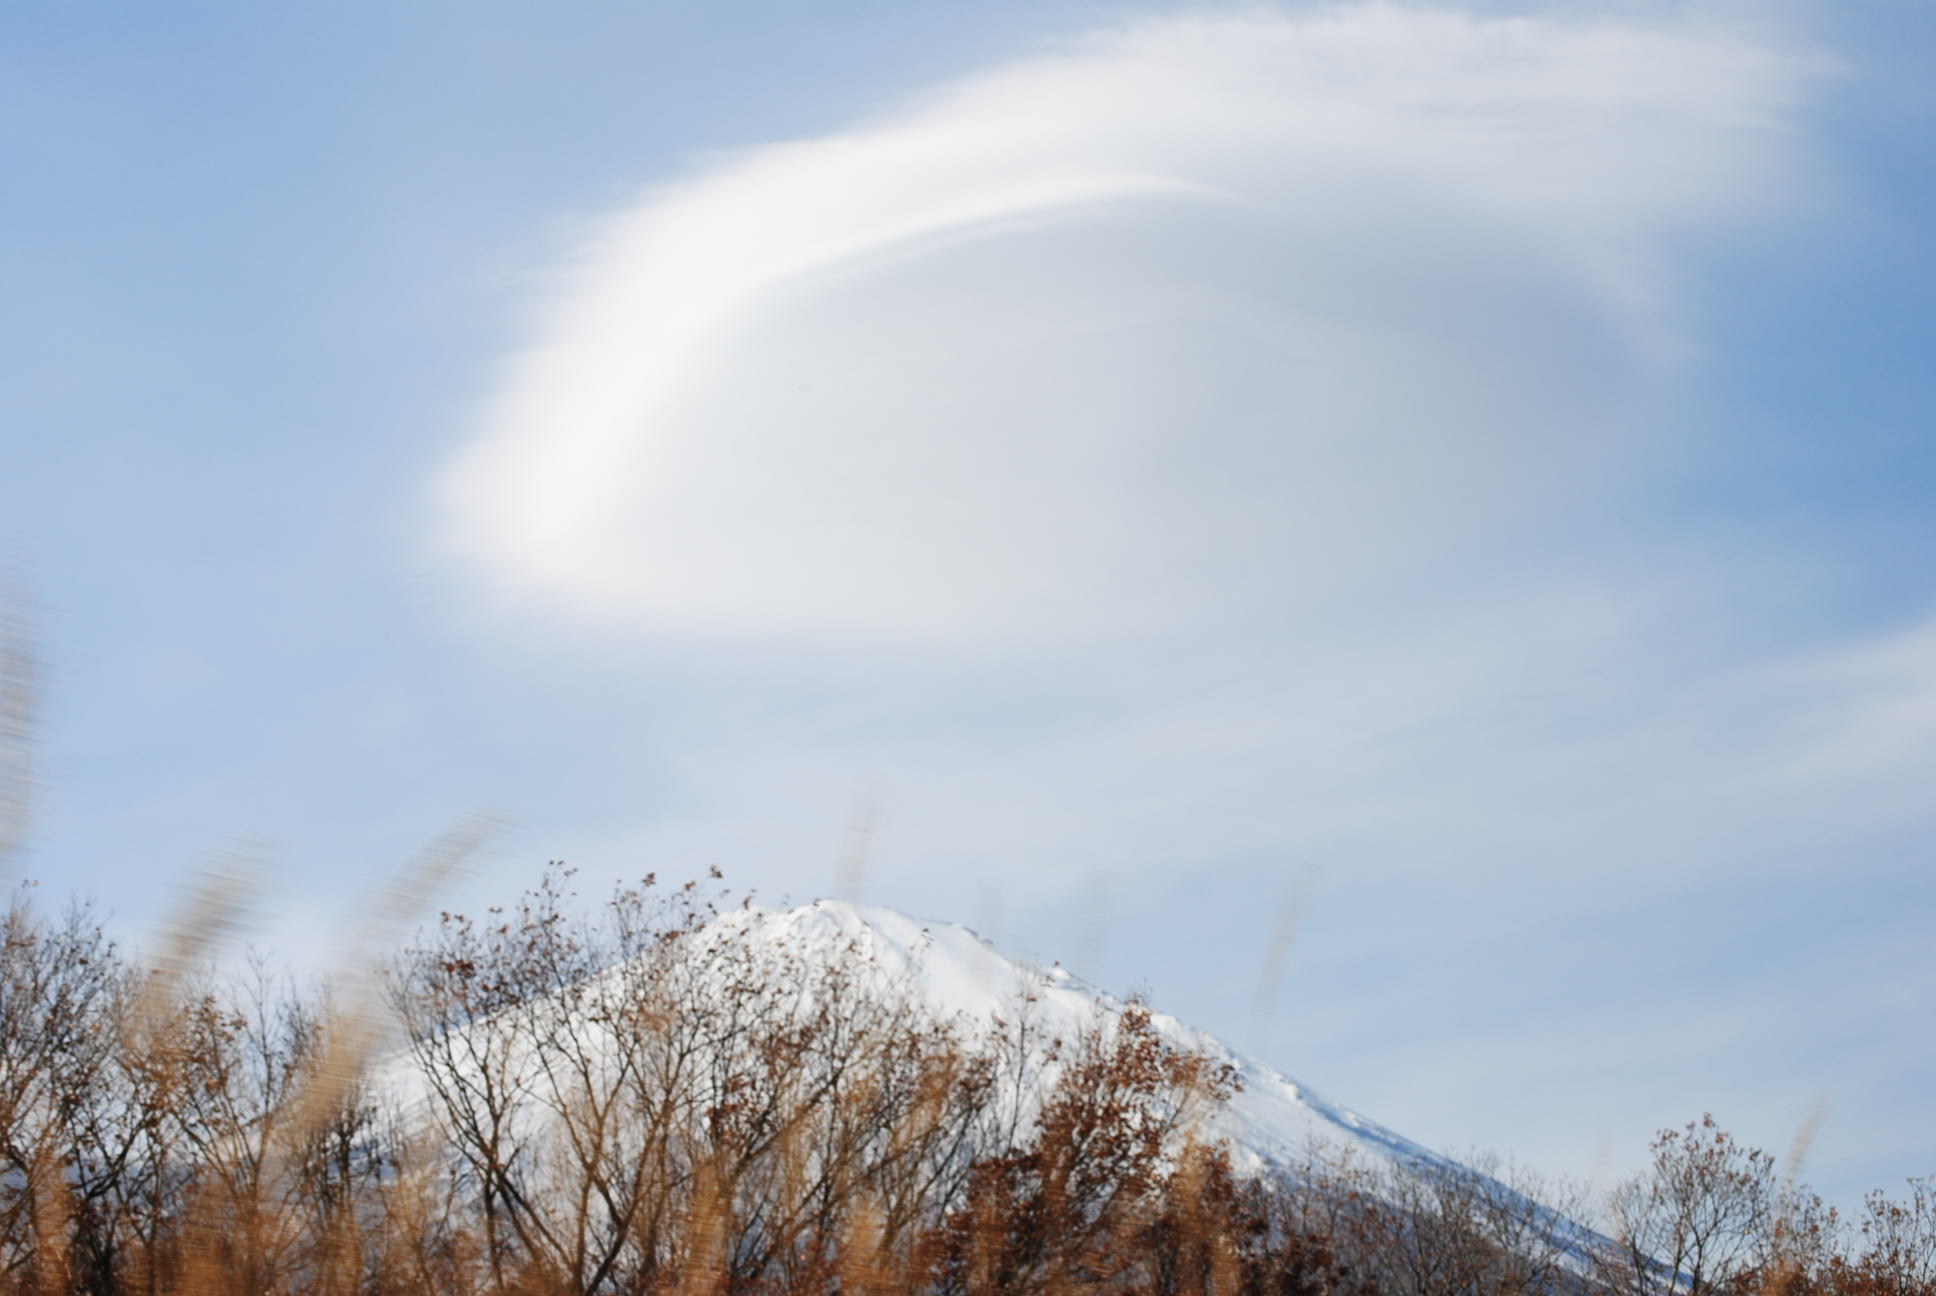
[3,0,1933,1218]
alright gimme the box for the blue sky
[4,0,1933,1215]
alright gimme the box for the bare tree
[1835,1178,1936,1296]
[1601,1114,1778,1296]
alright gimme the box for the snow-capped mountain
[706,898,1606,1264]
[710,898,1464,1178]
[382,890,1607,1278]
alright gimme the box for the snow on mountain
[701,898,1609,1267]
[709,898,1459,1180]
[382,891,1603,1265]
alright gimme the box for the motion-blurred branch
[0,568,38,875]
[291,811,504,1131]
[1249,863,1323,1050]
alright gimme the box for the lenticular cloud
[433,6,1820,649]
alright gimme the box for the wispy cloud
[433,4,1825,650]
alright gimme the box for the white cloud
[432,4,1825,649]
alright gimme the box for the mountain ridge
[706,896,1456,1180]
[697,896,1610,1269]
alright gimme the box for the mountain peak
[702,896,1447,1180]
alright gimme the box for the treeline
[0,868,1929,1296]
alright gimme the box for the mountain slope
[702,897,1612,1274]
[380,887,1610,1288]
[709,898,1468,1180]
